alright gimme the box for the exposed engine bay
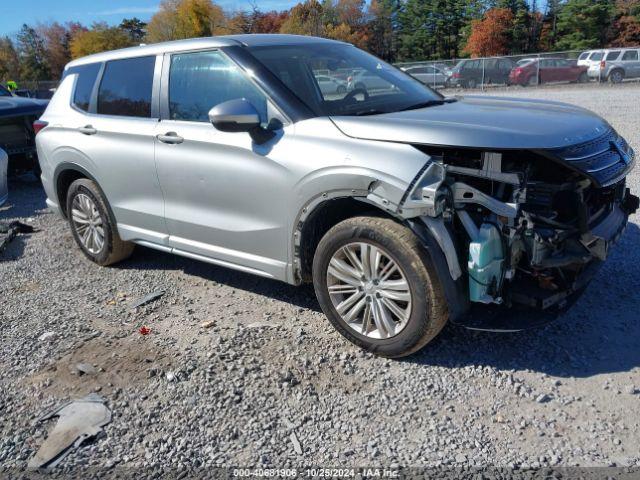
[404,129,639,313]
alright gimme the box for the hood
[0,95,48,118]
[330,96,611,150]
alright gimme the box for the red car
[509,58,589,86]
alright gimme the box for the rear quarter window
[606,51,621,61]
[65,63,101,112]
[97,56,156,118]
[622,50,639,61]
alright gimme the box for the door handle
[156,132,184,144]
[78,125,97,135]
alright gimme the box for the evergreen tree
[555,0,614,50]
[16,24,50,81]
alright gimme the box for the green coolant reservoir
[468,223,504,304]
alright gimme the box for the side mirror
[208,98,261,133]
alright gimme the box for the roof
[66,34,344,68]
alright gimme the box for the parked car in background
[587,48,640,84]
[516,58,536,66]
[401,65,448,86]
[315,74,348,95]
[509,58,588,86]
[447,57,515,88]
[0,147,7,206]
[37,34,638,357]
[0,84,48,173]
[349,70,395,92]
[578,50,603,67]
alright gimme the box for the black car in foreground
[0,84,48,173]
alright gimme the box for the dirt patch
[27,335,178,397]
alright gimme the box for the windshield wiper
[399,98,456,112]
[353,108,388,116]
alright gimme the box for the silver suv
[587,47,640,83]
[36,35,638,357]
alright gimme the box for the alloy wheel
[326,242,412,339]
[71,193,105,254]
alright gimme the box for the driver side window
[168,50,268,123]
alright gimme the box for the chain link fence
[5,46,640,100]
[395,47,640,91]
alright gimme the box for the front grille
[551,129,635,187]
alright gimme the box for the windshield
[249,43,443,117]
[0,85,11,97]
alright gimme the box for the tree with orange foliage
[463,8,514,58]
[609,0,640,46]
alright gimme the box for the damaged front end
[402,129,638,330]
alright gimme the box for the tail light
[514,67,523,75]
[600,60,606,69]
[452,72,461,78]
[33,119,48,135]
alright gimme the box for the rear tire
[608,69,624,84]
[578,72,588,83]
[66,178,134,266]
[312,216,448,358]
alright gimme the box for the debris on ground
[74,362,97,376]
[0,220,35,254]
[200,320,215,329]
[290,431,303,455]
[139,325,151,336]
[130,290,164,309]
[27,393,111,471]
[38,331,56,343]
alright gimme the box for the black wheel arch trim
[404,218,470,323]
[53,162,118,226]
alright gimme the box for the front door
[154,49,292,279]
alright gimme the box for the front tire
[312,217,448,358]
[66,178,134,266]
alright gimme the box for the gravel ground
[1,83,639,476]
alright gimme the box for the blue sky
[0,0,299,36]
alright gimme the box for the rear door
[66,56,167,244]
[621,49,640,78]
[154,49,291,279]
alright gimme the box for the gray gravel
[1,83,639,474]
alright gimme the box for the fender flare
[52,162,117,225]
[404,217,470,323]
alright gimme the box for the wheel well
[609,68,625,77]
[298,197,395,283]
[56,169,88,217]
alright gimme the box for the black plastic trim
[404,218,470,323]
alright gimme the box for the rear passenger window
[622,50,638,61]
[71,63,100,112]
[168,50,267,123]
[97,56,155,118]
[606,51,621,61]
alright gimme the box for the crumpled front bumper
[454,190,638,332]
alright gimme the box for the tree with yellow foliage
[70,23,133,59]
[146,0,231,43]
